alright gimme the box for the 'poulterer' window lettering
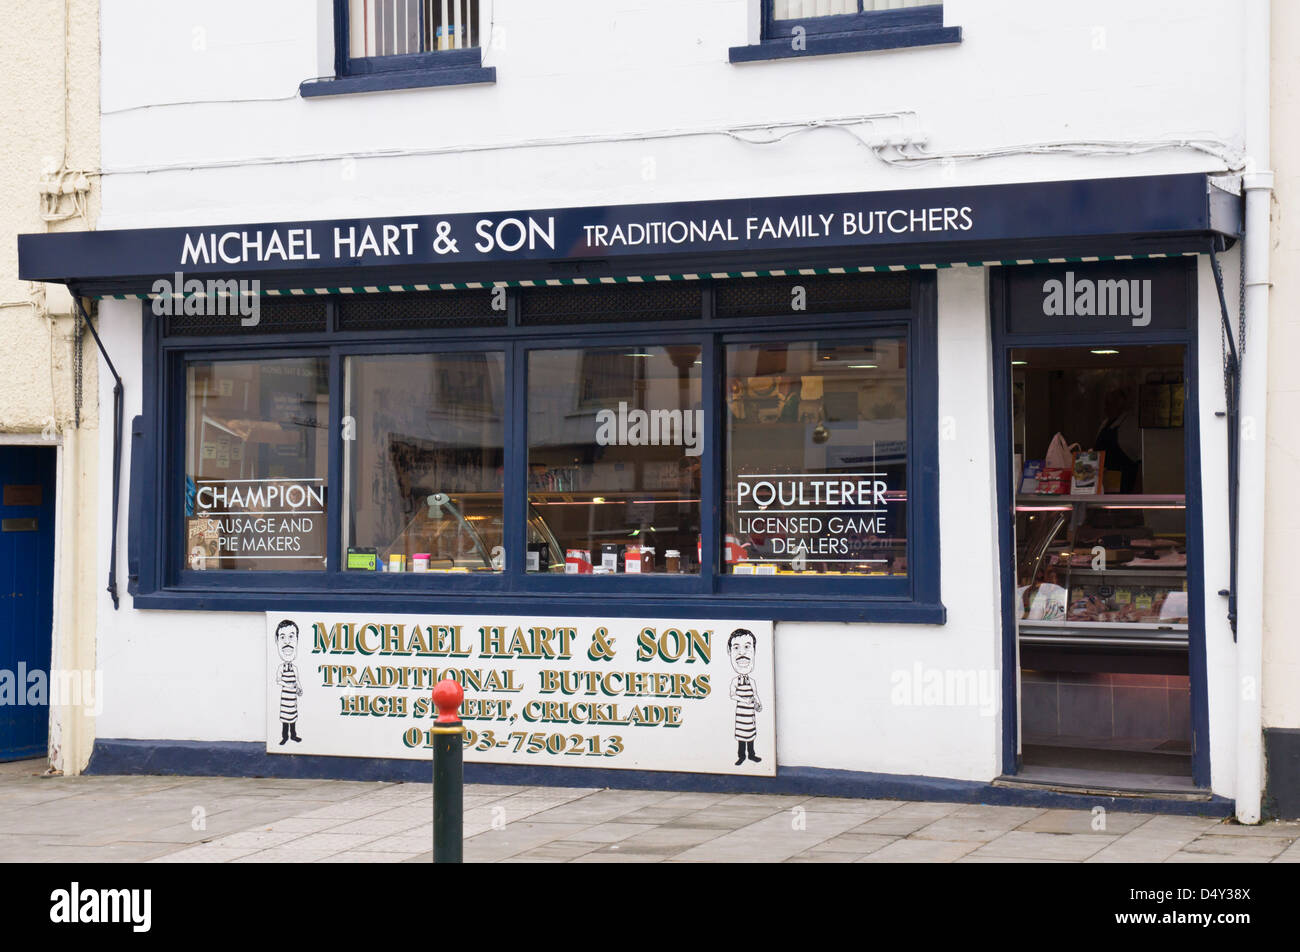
[725,338,908,576]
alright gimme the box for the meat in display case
[1014,495,1188,648]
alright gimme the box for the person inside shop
[1094,387,1142,493]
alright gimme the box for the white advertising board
[266,613,775,776]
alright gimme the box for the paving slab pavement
[0,760,1286,863]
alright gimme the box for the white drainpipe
[1234,0,1272,825]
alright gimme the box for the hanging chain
[1219,240,1247,407]
[73,303,83,429]
[1238,234,1248,365]
[1220,250,1230,405]
[1219,278,1228,403]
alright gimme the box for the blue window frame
[128,275,943,623]
[731,1,960,63]
[300,0,495,98]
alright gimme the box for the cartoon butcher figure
[728,628,762,765]
[273,619,304,744]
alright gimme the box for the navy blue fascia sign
[1003,258,1193,336]
[17,174,1232,287]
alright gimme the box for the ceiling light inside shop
[1091,349,1120,355]
[625,352,652,358]
[1012,360,1028,366]
[847,364,877,369]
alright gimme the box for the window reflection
[527,346,702,575]
[184,358,329,571]
[344,352,505,573]
[725,339,908,576]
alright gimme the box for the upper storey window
[731,1,961,63]
[301,0,495,97]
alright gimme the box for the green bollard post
[431,676,465,863]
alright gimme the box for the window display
[526,345,702,575]
[724,338,908,575]
[184,358,329,571]
[343,352,505,573]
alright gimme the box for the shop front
[16,172,1243,806]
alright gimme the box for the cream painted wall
[0,0,101,774]
[1263,0,1299,730]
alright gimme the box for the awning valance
[92,251,1200,301]
[18,173,1239,299]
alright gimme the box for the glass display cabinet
[1014,494,1188,649]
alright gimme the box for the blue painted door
[0,447,55,760]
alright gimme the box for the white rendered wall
[92,0,1247,789]
[97,0,1244,229]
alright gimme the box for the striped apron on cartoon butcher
[733,675,757,741]
[278,663,300,723]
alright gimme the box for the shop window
[139,272,942,621]
[183,357,330,572]
[343,351,506,574]
[527,345,703,576]
[724,337,908,576]
[731,1,960,63]
[300,0,494,98]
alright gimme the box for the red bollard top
[433,677,464,724]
